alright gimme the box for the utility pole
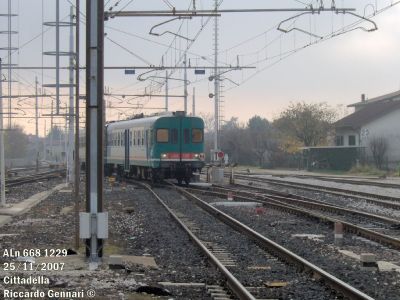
[165,70,168,111]
[35,77,39,173]
[192,87,195,116]
[83,0,107,263]
[68,6,75,184]
[50,99,53,162]
[43,120,47,161]
[64,115,68,173]
[56,0,60,114]
[7,0,12,129]
[213,0,219,161]
[0,59,6,207]
[183,53,188,114]
[74,0,81,251]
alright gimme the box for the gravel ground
[192,192,400,300]
[5,177,65,204]
[157,187,340,300]
[0,182,223,299]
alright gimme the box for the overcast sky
[1,0,400,136]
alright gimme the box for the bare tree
[197,112,214,134]
[369,136,388,169]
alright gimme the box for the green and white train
[80,111,205,183]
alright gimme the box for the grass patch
[348,165,387,177]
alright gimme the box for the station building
[304,90,400,170]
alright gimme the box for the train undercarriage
[105,163,201,185]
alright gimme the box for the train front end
[152,112,205,184]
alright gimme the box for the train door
[124,129,129,171]
[145,130,150,161]
[178,117,183,161]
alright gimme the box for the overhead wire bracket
[149,17,194,41]
[277,8,377,39]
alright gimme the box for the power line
[106,37,153,65]
[224,0,400,93]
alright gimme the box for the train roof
[106,111,203,131]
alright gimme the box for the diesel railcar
[104,111,205,183]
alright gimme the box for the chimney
[361,94,366,102]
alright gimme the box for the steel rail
[135,181,256,300]
[234,174,400,210]
[273,174,400,189]
[173,185,374,300]
[230,182,400,226]
[190,185,400,251]
[231,171,400,188]
[5,169,65,187]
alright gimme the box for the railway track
[271,173,400,189]
[189,184,400,251]
[231,182,400,227]
[232,174,400,210]
[133,180,374,300]
[5,169,65,187]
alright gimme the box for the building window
[335,135,344,146]
[348,135,356,146]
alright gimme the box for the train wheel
[150,170,158,184]
[177,178,183,185]
[184,178,190,186]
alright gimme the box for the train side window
[141,130,144,145]
[156,129,169,143]
[192,128,203,143]
[133,131,136,145]
[184,129,190,144]
[171,129,178,144]
[129,132,132,146]
[138,131,141,146]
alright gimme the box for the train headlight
[197,153,205,160]
[161,153,167,159]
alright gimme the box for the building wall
[360,109,400,166]
[334,129,360,147]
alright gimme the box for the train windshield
[192,128,203,143]
[156,129,169,143]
